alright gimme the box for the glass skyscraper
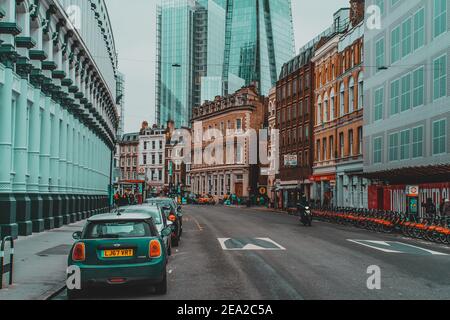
[156,0,295,127]
[223,0,295,96]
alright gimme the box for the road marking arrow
[348,240,449,256]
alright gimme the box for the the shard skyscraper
[155,0,295,127]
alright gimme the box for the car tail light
[72,242,86,261]
[168,214,176,222]
[149,240,161,258]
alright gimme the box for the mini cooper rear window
[85,221,154,239]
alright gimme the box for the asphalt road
[55,205,450,300]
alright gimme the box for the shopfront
[368,182,450,215]
[310,174,336,207]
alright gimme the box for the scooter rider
[297,194,312,226]
[297,194,309,216]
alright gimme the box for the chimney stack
[349,0,365,27]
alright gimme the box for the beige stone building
[189,86,267,200]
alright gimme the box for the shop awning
[363,164,450,184]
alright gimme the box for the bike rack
[0,236,14,289]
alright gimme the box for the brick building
[275,46,316,209]
[189,85,267,200]
[119,133,139,181]
[310,1,367,208]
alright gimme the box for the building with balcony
[0,0,119,238]
[364,0,450,214]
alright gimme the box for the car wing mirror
[72,231,82,240]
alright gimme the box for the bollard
[0,236,14,289]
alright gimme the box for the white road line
[348,239,449,255]
[348,240,403,253]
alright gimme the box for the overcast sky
[105,0,350,133]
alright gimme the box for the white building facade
[364,0,450,213]
[0,0,119,238]
[139,126,166,195]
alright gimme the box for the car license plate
[102,249,134,258]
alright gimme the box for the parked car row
[187,194,216,205]
[67,197,184,299]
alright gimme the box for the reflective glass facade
[156,0,195,128]
[156,0,295,127]
[223,0,295,96]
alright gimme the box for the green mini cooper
[67,210,172,299]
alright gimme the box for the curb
[42,283,66,301]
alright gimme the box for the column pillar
[243,171,249,198]
[0,57,18,238]
[40,95,53,229]
[28,85,44,232]
[51,105,63,227]
[14,75,32,235]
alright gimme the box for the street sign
[406,185,419,197]
[283,155,297,167]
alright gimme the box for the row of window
[373,119,447,163]
[200,119,243,139]
[121,145,137,154]
[316,42,363,89]
[373,55,447,121]
[143,140,164,151]
[277,73,311,101]
[281,126,310,147]
[142,153,164,166]
[375,0,447,69]
[315,127,364,163]
[121,157,137,167]
[277,98,310,125]
[317,73,364,125]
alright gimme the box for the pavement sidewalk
[0,220,85,300]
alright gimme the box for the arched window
[349,77,355,113]
[323,93,329,123]
[317,96,322,125]
[358,72,364,110]
[330,89,335,121]
[339,82,345,117]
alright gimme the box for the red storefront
[310,174,336,206]
[368,182,450,215]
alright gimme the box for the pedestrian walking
[422,198,436,218]
[443,199,450,217]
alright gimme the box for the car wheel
[155,270,168,295]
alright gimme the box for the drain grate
[36,244,73,256]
